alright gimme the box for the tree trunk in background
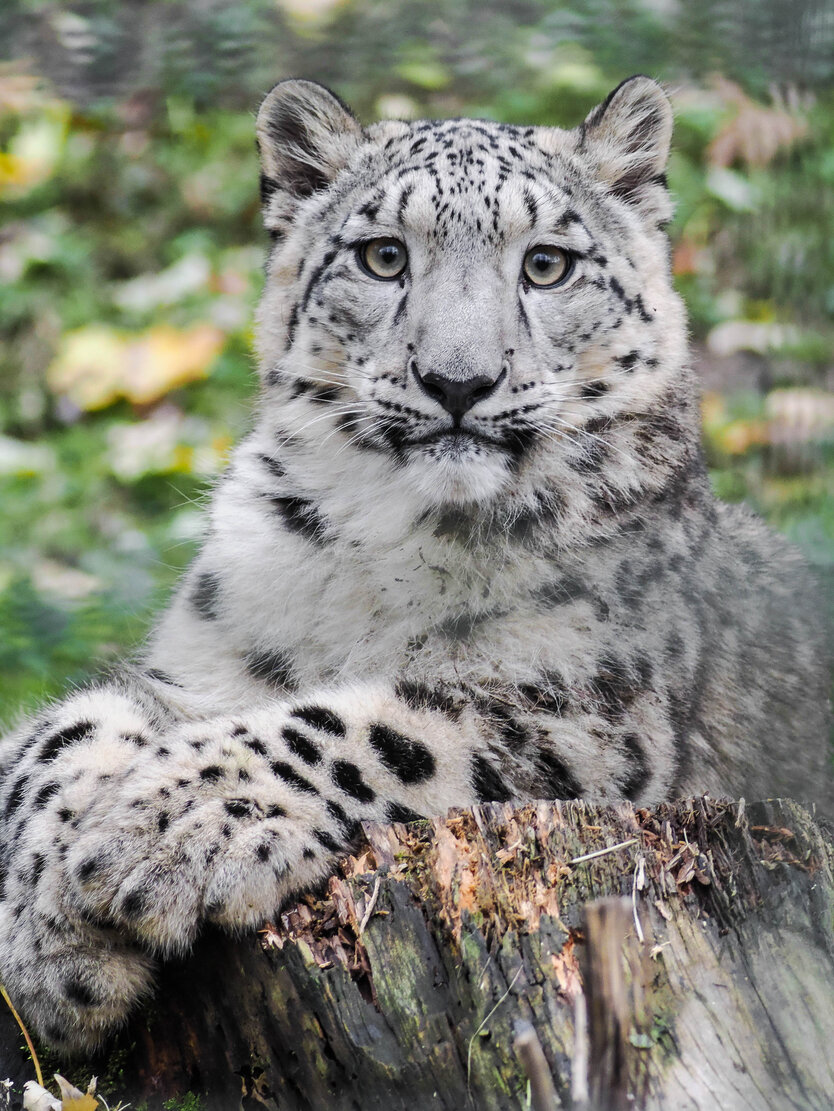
[33,799,834,1109]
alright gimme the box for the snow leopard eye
[358,238,408,280]
[522,246,572,288]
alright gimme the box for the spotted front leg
[66,685,494,942]
[0,681,494,1049]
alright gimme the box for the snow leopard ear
[579,76,673,223]
[256,80,364,232]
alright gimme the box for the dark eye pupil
[523,245,570,287]
[360,238,407,279]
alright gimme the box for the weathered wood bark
[22,798,834,1109]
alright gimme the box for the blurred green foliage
[1,0,833,714]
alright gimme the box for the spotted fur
[0,76,830,1051]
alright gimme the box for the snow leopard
[0,76,830,1053]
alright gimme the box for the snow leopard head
[254,77,695,514]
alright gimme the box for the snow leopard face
[255,78,691,510]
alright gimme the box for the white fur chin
[404,445,511,507]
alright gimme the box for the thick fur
[0,77,830,1052]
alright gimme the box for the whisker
[528,415,635,466]
[321,413,379,452]
[334,416,397,457]
[271,406,370,449]
[267,357,376,387]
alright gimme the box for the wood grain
[40,798,834,1110]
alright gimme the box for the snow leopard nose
[413,365,505,421]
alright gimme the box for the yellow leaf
[61,1097,98,1111]
[47,326,126,410]
[701,391,726,431]
[170,443,195,472]
[0,109,69,197]
[0,151,40,187]
[54,1074,98,1111]
[124,324,224,405]
[48,324,224,410]
[275,0,349,23]
[716,419,768,456]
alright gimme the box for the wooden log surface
[12,797,834,1110]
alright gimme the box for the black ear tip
[614,74,666,94]
[587,74,669,124]
[619,73,656,87]
[257,79,359,126]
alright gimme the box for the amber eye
[358,238,408,280]
[522,245,572,288]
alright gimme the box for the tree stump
[17,798,834,1110]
